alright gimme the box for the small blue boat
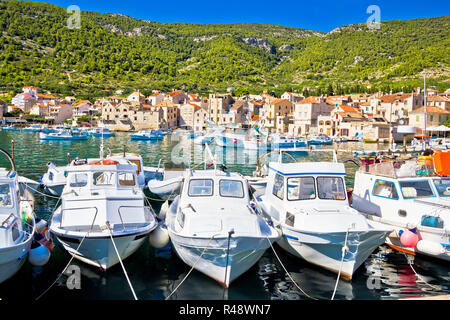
[87,128,116,138]
[308,134,333,146]
[130,129,163,140]
[23,124,42,132]
[2,125,20,131]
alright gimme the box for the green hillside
[0,0,448,99]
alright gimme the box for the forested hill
[0,0,448,99]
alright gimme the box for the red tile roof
[410,106,450,114]
[297,96,320,104]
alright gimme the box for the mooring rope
[25,183,60,199]
[266,237,318,300]
[393,230,444,292]
[165,233,221,300]
[105,222,138,300]
[222,230,235,299]
[35,210,98,300]
[331,228,350,300]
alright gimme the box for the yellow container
[417,156,433,167]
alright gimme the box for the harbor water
[0,130,448,301]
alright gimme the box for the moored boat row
[1,136,449,296]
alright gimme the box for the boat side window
[432,179,450,197]
[93,172,115,186]
[69,173,88,188]
[372,180,398,200]
[48,172,54,181]
[129,160,141,174]
[272,173,285,200]
[188,179,213,197]
[317,177,346,200]
[0,183,12,207]
[118,172,136,187]
[219,180,244,198]
[11,222,20,241]
[287,177,316,200]
[399,180,434,199]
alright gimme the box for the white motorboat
[146,157,187,201]
[194,134,215,145]
[41,153,149,196]
[0,148,37,283]
[49,157,158,270]
[41,162,68,197]
[351,153,450,261]
[165,169,280,287]
[254,151,391,280]
[17,175,40,196]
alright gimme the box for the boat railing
[118,205,154,231]
[359,159,438,179]
[60,206,98,228]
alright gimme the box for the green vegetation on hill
[0,0,448,100]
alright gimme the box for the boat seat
[401,187,417,198]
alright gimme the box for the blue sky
[35,0,449,32]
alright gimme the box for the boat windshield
[317,177,346,200]
[188,179,213,197]
[0,183,12,207]
[118,172,136,187]
[69,173,88,188]
[432,179,450,197]
[93,171,115,186]
[287,177,316,200]
[219,180,244,198]
[399,180,435,199]
[129,160,141,174]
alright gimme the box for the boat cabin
[0,170,23,246]
[263,162,350,220]
[58,159,148,232]
[352,160,450,230]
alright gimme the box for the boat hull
[39,133,87,141]
[147,178,183,200]
[0,236,32,284]
[91,132,115,138]
[277,227,390,279]
[215,136,243,148]
[169,234,273,287]
[52,231,151,270]
[130,135,161,140]
[307,140,333,146]
[43,184,65,197]
[362,217,450,262]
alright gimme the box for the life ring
[89,160,119,166]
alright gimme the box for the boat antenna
[99,121,104,160]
